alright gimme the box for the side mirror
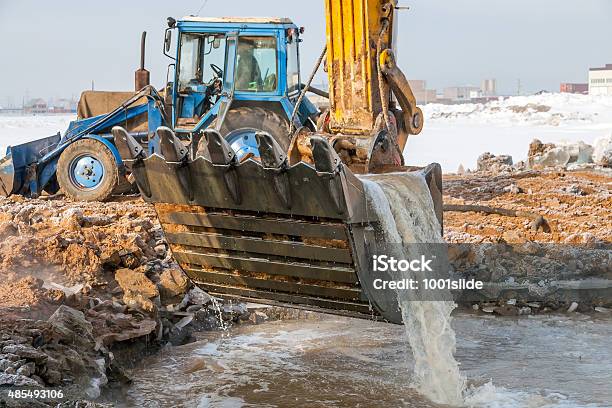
[286,28,295,43]
[164,30,172,53]
[213,38,221,49]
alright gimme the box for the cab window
[235,36,277,92]
[178,33,226,91]
[286,36,300,94]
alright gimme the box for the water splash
[211,297,229,331]
[361,172,466,406]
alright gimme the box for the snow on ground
[404,93,612,173]
[0,114,74,156]
[1,93,611,174]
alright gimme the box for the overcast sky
[1,0,610,105]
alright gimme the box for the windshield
[178,33,227,91]
[235,36,278,92]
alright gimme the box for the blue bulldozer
[0,16,320,201]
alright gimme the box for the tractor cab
[164,17,317,158]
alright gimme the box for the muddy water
[119,173,611,407]
[362,174,465,405]
[118,313,612,408]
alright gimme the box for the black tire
[198,106,290,156]
[56,139,119,201]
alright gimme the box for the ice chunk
[593,134,612,167]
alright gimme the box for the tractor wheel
[198,107,290,159]
[56,139,119,201]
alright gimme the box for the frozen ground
[405,93,612,173]
[0,113,74,156]
[1,93,612,173]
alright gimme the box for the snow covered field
[1,93,611,173]
[404,93,612,173]
[0,113,74,156]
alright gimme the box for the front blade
[0,134,61,197]
[0,153,15,196]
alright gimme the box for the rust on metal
[153,200,377,318]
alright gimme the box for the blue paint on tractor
[0,16,319,199]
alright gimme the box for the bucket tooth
[156,126,194,200]
[255,131,287,169]
[112,126,151,197]
[201,129,237,165]
[201,129,241,204]
[157,126,188,162]
[310,136,345,214]
[112,126,145,162]
[310,136,341,173]
[368,129,404,171]
[255,132,291,209]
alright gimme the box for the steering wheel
[210,64,224,79]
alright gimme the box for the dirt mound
[0,196,160,291]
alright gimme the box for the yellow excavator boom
[320,0,423,172]
[324,0,394,135]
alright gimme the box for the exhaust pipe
[135,31,150,91]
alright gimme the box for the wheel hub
[70,155,105,190]
[225,128,261,161]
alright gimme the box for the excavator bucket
[120,127,443,324]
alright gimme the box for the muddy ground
[444,170,611,244]
[0,167,610,405]
[443,168,611,312]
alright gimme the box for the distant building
[480,79,497,96]
[409,80,437,104]
[589,64,612,96]
[443,86,480,102]
[560,83,588,94]
[49,98,77,113]
[24,98,48,114]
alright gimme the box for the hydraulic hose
[289,45,327,134]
